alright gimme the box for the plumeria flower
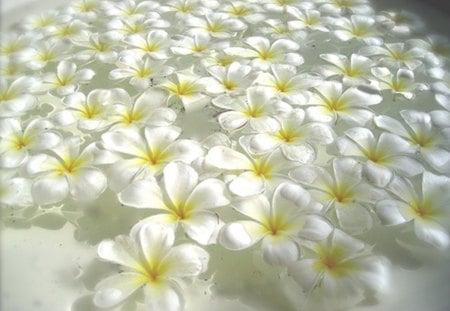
[335,127,423,187]
[220,182,332,265]
[376,10,425,36]
[247,109,334,163]
[39,60,95,96]
[95,223,209,310]
[21,10,70,32]
[0,118,61,168]
[72,32,119,63]
[159,71,210,112]
[107,88,176,129]
[254,64,319,105]
[0,57,28,79]
[101,126,203,192]
[221,1,265,24]
[318,0,374,15]
[0,33,34,58]
[318,53,374,86]
[159,0,218,19]
[101,0,159,18]
[201,51,245,68]
[121,30,171,59]
[0,169,33,208]
[65,0,100,21]
[54,89,115,132]
[370,67,427,100]
[287,7,330,32]
[430,91,450,129]
[290,158,385,234]
[0,77,37,118]
[260,19,307,41]
[26,137,107,205]
[106,15,169,39]
[109,56,173,90]
[304,81,382,125]
[17,39,70,70]
[225,36,302,71]
[205,146,298,197]
[264,0,311,13]
[46,19,90,41]
[360,42,424,70]
[429,67,450,96]
[409,35,450,67]
[288,230,389,308]
[203,62,254,96]
[377,172,450,249]
[170,33,228,58]
[332,15,382,46]
[185,13,247,39]
[374,110,450,173]
[212,86,292,132]
[119,162,229,245]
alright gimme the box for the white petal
[144,282,184,311]
[94,273,142,308]
[107,159,142,192]
[164,162,198,204]
[232,194,271,223]
[299,215,333,241]
[336,204,373,234]
[32,175,69,205]
[163,139,204,163]
[376,199,408,225]
[414,221,450,249]
[97,236,141,268]
[67,168,106,201]
[262,239,299,265]
[186,178,229,210]
[119,179,166,209]
[205,146,253,170]
[281,144,315,163]
[287,259,319,292]
[229,171,264,197]
[165,243,209,277]
[364,162,393,188]
[218,111,248,131]
[182,211,220,245]
[139,223,175,262]
[353,256,390,294]
[219,221,264,250]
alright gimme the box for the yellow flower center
[223,79,237,91]
[230,6,250,17]
[314,246,354,277]
[252,159,273,178]
[55,156,85,175]
[276,127,299,143]
[258,49,275,61]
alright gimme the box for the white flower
[0,77,37,117]
[288,230,389,308]
[319,0,374,16]
[0,33,33,58]
[212,86,291,132]
[219,182,331,265]
[247,109,334,163]
[39,60,95,96]
[370,67,427,100]
[406,35,450,68]
[225,36,302,71]
[0,118,61,168]
[73,32,119,63]
[200,51,245,68]
[221,1,265,24]
[287,7,330,32]
[205,146,297,197]
[159,0,218,19]
[0,57,28,79]
[17,39,69,70]
[95,223,209,310]
[106,15,169,39]
[171,33,228,58]
[318,53,374,86]
[66,0,100,19]
[47,20,89,40]
[374,110,450,172]
[260,19,307,41]
[305,81,382,125]
[429,67,450,96]
[107,88,175,129]
[264,0,310,13]
[109,56,173,90]
[254,64,319,105]
[290,158,385,234]
[159,71,210,112]
[121,30,171,59]
[360,42,424,70]
[101,0,159,18]
[0,170,33,208]
[101,126,203,192]
[375,10,425,36]
[203,62,254,96]
[336,127,423,187]
[21,10,69,32]
[332,15,382,46]
[377,172,450,249]
[119,162,229,245]
[185,13,247,39]
[26,137,107,205]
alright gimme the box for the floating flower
[203,62,254,96]
[106,14,169,39]
[0,169,32,208]
[332,15,382,46]
[319,0,373,16]
[72,32,119,63]
[171,33,228,58]
[0,76,38,117]
[287,7,330,32]
[185,13,247,39]
[119,162,229,245]
[375,10,425,36]
[377,172,450,249]
[95,223,209,310]
[101,0,160,18]
[360,42,424,70]
[17,39,69,70]
[221,1,265,24]
[318,53,374,86]
[121,30,171,59]
[219,182,332,265]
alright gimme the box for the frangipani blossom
[21,10,69,32]
[287,7,330,32]
[101,126,203,192]
[0,118,61,168]
[318,0,374,15]
[26,137,107,205]
[185,13,247,39]
[47,20,89,40]
[0,33,34,58]
[225,36,302,71]
[336,127,423,187]
[119,162,229,245]
[360,42,424,70]
[408,35,450,67]
[101,0,159,18]
[159,0,218,19]
[219,182,331,265]
[0,57,28,79]
[318,53,374,86]
[95,223,209,310]
[332,15,382,46]
[106,15,169,39]
[39,60,95,96]
[17,40,69,70]
[288,230,389,308]
[212,86,291,132]
[0,77,37,117]
[203,62,254,96]
[305,81,382,125]
[66,0,100,21]
[370,67,427,100]
[72,32,119,63]
[290,158,385,234]
[159,72,210,112]
[170,33,228,58]
[0,170,32,208]
[221,1,265,24]
[247,109,334,163]
[376,10,425,36]
[264,0,310,13]
[374,111,450,173]
[205,146,298,197]
[121,30,171,59]
[201,51,243,68]
[377,172,450,249]
[260,19,307,41]
[109,56,173,90]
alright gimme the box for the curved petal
[205,146,253,170]
[186,178,229,210]
[182,211,220,245]
[219,221,265,250]
[94,272,142,308]
[119,179,166,209]
[229,171,264,197]
[164,162,198,205]
[67,168,106,201]
[262,239,300,265]
[165,243,209,277]
[31,175,69,205]
[144,282,184,311]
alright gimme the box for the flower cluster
[1,0,449,310]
